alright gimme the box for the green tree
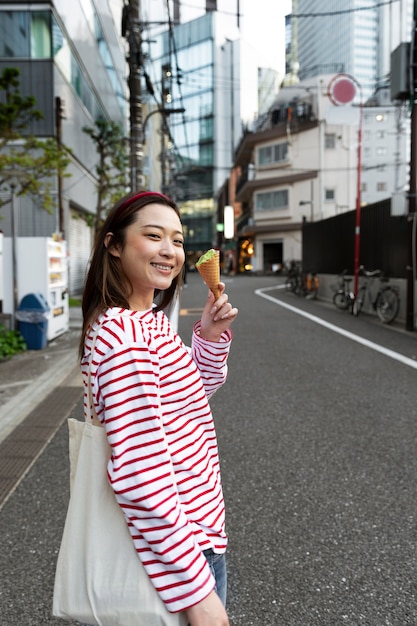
[0,67,71,211]
[83,118,129,236]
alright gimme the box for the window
[199,143,213,166]
[377,182,387,191]
[325,189,335,201]
[31,11,51,58]
[199,116,213,141]
[258,142,289,166]
[255,189,288,211]
[376,147,387,156]
[0,10,52,58]
[0,11,30,57]
[52,16,103,121]
[94,11,125,113]
[325,133,336,149]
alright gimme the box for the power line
[168,0,242,19]
[288,0,399,19]
[165,0,191,163]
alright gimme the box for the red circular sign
[328,74,357,105]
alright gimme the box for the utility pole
[406,10,417,331]
[122,0,144,192]
[55,96,65,238]
[160,64,172,195]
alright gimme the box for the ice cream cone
[196,249,221,299]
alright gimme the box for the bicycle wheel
[333,291,349,310]
[376,287,400,324]
[285,277,297,292]
[352,287,365,316]
[294,279,305,296]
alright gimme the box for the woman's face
[108,203,185,310]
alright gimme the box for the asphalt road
[1,272,417,625]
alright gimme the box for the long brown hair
[79,191,184,359]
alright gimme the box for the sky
[238,0,292,75]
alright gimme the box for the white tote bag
[53,322,187,625]
[53,418,187,626]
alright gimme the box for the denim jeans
[203,549,227,607]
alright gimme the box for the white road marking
[255,285,417,370]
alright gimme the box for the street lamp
[299,200,313,222]
[142,107,185,144]
[142,107,185,194]
[299,179,314,221]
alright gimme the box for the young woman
[80,191,238,626]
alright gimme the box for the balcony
[235,170,318,204]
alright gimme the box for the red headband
[116,191,173,218]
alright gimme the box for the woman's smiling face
[107,203,185,310]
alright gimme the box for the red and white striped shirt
[81,307,232,613]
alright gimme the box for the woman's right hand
[185,590,229,626]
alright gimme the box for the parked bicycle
[352,267,400,323]
[302,271,319,299]
[285,262,301,293]
[332,270,355,311]
[285,265,319,299]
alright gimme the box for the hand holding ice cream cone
[196,248,238,342]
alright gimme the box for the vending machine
[15,237,69,341]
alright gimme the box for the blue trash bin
[16,293,50,350]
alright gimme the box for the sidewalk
[0,307,83,509]
[0,307,82,445]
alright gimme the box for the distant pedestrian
[79,190,238,625]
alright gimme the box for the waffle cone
[197,250,221,299]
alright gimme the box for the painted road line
[256,285,417,370]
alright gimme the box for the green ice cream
[196,249,216,266]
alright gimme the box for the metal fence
[302,199,410,278]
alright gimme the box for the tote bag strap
[86,324,102,427]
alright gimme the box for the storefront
[237,221,303,274]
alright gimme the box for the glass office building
[0,0,127,294]
[144,11,243,258]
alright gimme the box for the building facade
[226,0,412,275]
[0,0,127,305]
[361,88,409,211]
[231,73,409,274]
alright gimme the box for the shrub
[0,324,26,359]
